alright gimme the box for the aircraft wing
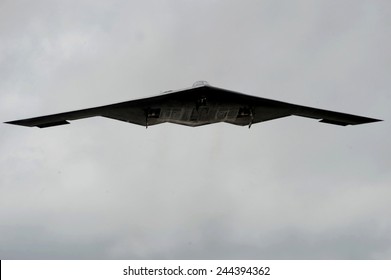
[4,93,171,128]
[248,95,379,126]
[210,86,381,126]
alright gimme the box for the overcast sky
[1,0,390,259]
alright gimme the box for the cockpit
[192,80,210,87]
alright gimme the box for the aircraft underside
[5,81,381,129]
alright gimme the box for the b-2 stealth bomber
[5,81,381,129]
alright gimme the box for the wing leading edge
[5,83,382,128]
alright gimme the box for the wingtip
[4,118,71,128]
[4,120,22,126]
[351,117,383,125]
[365,118,383,124]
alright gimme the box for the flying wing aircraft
[5,81,381,128]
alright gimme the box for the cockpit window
[192,80,209,87]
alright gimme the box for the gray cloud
[1,0,390,259]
